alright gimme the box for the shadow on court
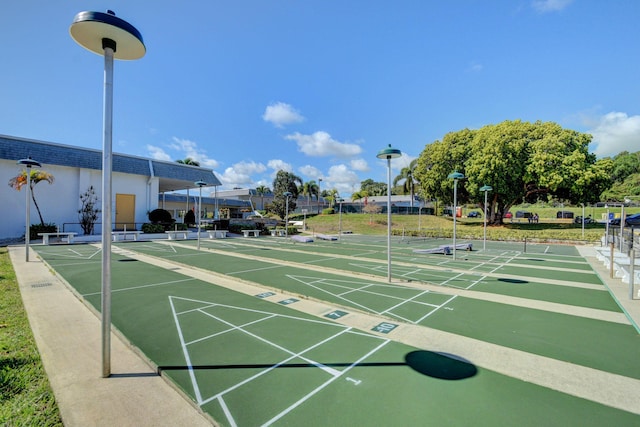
[158,350,478,381]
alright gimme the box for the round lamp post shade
[70,11,145,60]
[376,144,402,160]
[377,144,402,282]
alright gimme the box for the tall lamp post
[318,178,323,214]
[283,192,292,237]
[337,197,344,239]
[195,181,207,250]
[70,10,145,378]
[479,185,492,251]
[17,157,41,262]
[377,144,402,282]
[448,171,464,260]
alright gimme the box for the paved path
[8,241,640,424]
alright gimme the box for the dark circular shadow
[497,278,528,284]
[117,258,138,262]
[405,350,478,380]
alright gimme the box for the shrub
[78,186,100,235]
[141,223,164,233]
[184,210,195,226]
[148,208,173,224]
[29,223,56,240]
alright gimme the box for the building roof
[0,134,221,192]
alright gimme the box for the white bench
[112,231,142,241]
[38,232,77,245]
[270,229,286,237]
[242,229,260,237]
[165,230,189,240]
[207,230,229,239]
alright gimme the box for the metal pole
[338,199,343,240]
[25,166,32,262]
[620,204,625,252]
[452,179,458,260]
[610,242,614,279]
[101,42,115,378]
[197,185,202,250]
[285,196,289,238]
[386,158,393,281]
[630,249,635,300]
[483,190,488,251]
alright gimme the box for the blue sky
[2,1,639,195]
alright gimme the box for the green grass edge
[0,247,63,426]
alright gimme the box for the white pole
[101,42,114,378]
[452,179,458,260]
[483,190,488,251]
[386,157,392,282]
[25,167,32,262]
[197,185,202,250]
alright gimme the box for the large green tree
[359,179,387,196]
[415,120,612,223]
[270,171,302,219]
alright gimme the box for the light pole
[70,10,145,378]
[283,191,292,237]
[17,157,41,262]
[605,204,609,244]
[479,185,492,251]
[377,144,402,282]
[337,197,344,239]
[318,178,323,214]
[448,171,464,260]
[195,181,207,250]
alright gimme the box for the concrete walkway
[8,245,215,427]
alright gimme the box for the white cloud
[218,160,266,188]
[262,102,305,128]
[298,165,323,179]
[146,144,172,161]
[285,131,362,158]
[267,159,293,173]
[467,61,483,72]
[350,158,369,172]
[326,164,361,196]
[166,137,220,168]
[589,112,640,158]
[532,0,573,13]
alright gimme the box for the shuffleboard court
[32,240,640,425]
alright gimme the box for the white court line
[199,327,355,406]
[227,264,284,275]
[262,339,391,426]
[169,296,204,404]
[415,294,458,324]
[187,313,277,345]
[83,278,196,297]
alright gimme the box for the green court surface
[33,236,640,426]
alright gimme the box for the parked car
[504,212,513,219]
[609,213,640,226]
[467,211,481,218]
[574,216,596,224]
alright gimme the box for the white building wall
[1,159,157,239]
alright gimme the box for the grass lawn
[0,248,62,426]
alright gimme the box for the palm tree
[301,180,319,209]
[351,189,368,212]
[326,188,339,208]
[8,169,55,225]
[255,185,270,210]
[393,159,418,208]
[176,157,200,166]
